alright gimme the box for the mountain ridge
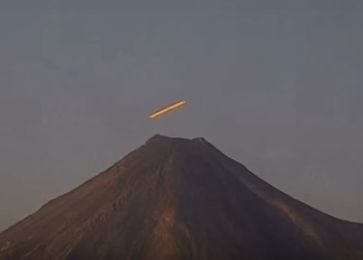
[0,134,362,260]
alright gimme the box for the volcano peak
[1,136,363,260]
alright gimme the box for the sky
[0,0,363,231]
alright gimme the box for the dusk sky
[1,0,363,231]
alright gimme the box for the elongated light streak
[148,100,186,119]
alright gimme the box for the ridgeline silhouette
[0,135,362,260]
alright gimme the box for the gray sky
[1,0,363,231]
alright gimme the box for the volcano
[0,135,362,260]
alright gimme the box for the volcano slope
[0,135,362,260]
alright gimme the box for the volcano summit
[0,135,362,260]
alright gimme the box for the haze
[0,0,362,231]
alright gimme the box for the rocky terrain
[0,135,362,260]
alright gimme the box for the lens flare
[148,100,186,119]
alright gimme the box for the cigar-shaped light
[148,100,186,120]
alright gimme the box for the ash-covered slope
[0,135,362,260]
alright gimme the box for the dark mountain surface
[0,135,362,260]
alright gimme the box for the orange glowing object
[148,100,186,119]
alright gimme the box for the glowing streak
[148,100,186,119]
